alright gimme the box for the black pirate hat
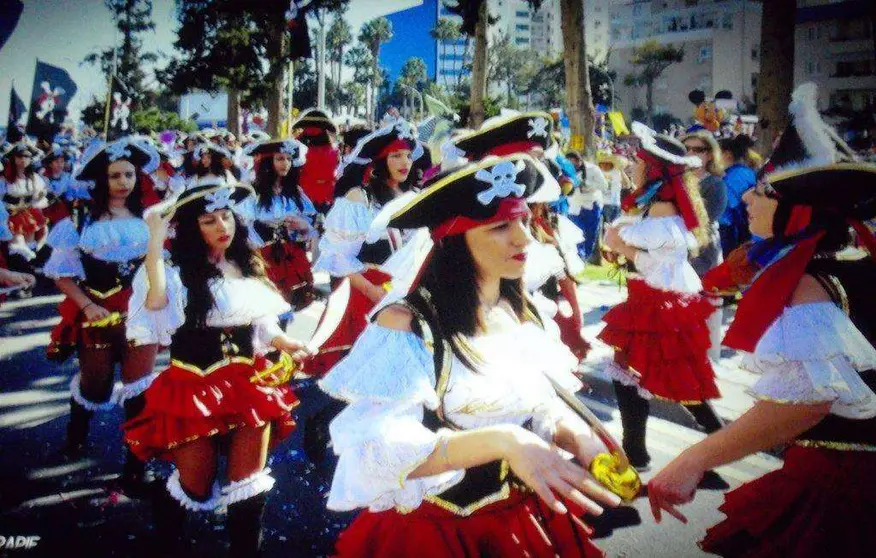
[293,108,338,135]
[145,175,254,221]
[341,126,372,151]
[1,140,44,161]
[388,153,552,235]
[74,137,159,181]
[243,138,308,166]
[347,120,420,163]
[452,112,554,161]
[768,163,876,221]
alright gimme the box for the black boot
[63,398,93,459]
[227,493,268,558]
[120,395,153,498]
[613,381,651,471]
[151,486,187,556]
[683,402,724,434]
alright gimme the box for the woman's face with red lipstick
[198,208,236,253]
[386,149,412,184]
[465,215,532,280]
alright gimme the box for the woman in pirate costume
[649,83,876,557]
[452,112,591,362]
[0,200,37,300]
[242,138,317,310]
[1,141,48,273]
[598,122,724,471]
[307,119,421,376]
[41,144,90,226]
[41,138,162,495]
[319,154,622,557]
[292,108,340,214]
[188,142,238,184]
[123,177,309,555]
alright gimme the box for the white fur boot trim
[221,468,276,506]
[115,371,160,405]
[166,469,223,512]
[69,374,117,411]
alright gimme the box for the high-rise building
[607,0,762,121]
[795,0,875,112]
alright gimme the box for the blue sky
[0,0,421,122]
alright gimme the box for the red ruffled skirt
[334,489,603,558]
[47,286,132,362]
[123,357,298,461]
[260,241,314,310]
[8,207,47,238]
[304,268,391,378]
[597,278,718,402]
[701,445,876,557]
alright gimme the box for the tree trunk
[561,0,596,154]
[266,20,287,138]
[227,88,241,137]
[646,82,654,125]
[468,2,489,128]
[755,0,796,155]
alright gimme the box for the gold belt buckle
[249,352,298,387]
[589,452,642,502]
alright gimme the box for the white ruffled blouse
[523,215,586,292]
[1,175,49,208]
[42,217,150,280]
[744,301,876,420]
[45,172,90,201]
[618,215,702,293]
[126,263,290,351]
[319,305,582,513]
[312,195,380,277]
[241,192,318,249]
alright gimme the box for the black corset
[169,324,255,374]
[3,193,31,210]
[357,238,392,267]
[80,253,142,295]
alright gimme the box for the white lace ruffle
[326,404,464,512]
[115,371,161,405]
[603,361,654,400]
[69,374,117,411]
[619,215,702,293]
[167,469,223,512]
[319,325,439,407]
[312,197,376,276]
[125,263,290,346]
[78,218,150,263]
[221,468,276,506]
[523,241,565,292]
[744,302,876,419]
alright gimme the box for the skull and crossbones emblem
[36,81,65,122]
[527,117,549,139]
[105,141,133,162]
[474,159,527,205]
[111,93,132,131]
[204,187,237,213]
[393,121,414,141]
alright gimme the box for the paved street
[0,276,781,557]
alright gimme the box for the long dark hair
[772,202,852,255]
[2,154,36,182]
[88,162,145,221]
[416,234,529,370]
[169,209,271,328]
[195,151,227,178]
[253,157,304,211]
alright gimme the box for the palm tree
[344,45,374,119]
[431,17,462,90]
[358,17,393,123]
[559,0,597,153]
[755,0,795,155]
[327,16,352,98]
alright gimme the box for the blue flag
[0,0,24,53]
[6,86,26,142]
[25,60,78,141]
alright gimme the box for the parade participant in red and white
[0,200,37,302]
[41,138,162,496]
[123,177,309,555]
[453,112,592,362]
[307,119,421,376]
[243,138,318,310]
[648,83,876,557]
[1,141,48,273]
[598,122,723,471]
[40,144,90,225]
[293,108,340,214]
[320,153,621,557]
